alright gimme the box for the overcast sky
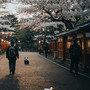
[0,2,32,20]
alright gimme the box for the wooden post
[63,36,66,62]
[83,33,87,72]
[55,40,57,51]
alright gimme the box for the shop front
[50,41,57,56]
[56,22,90,70]
[57,37,63,58]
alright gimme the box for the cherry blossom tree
[19,0,90,30]
[17,0,90,43]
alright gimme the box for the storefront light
[67,42,71,49]
[42,28,45,31]
[2,31,4,34]
[39,40,40,43]
[1,39,3,42]
[18,40,20,43]
[88,40,90,48]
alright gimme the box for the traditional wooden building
[49,38,57,56]
[49,21,90,70]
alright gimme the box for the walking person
[44,43,49,58]
[6,39,19,75]
[69,38,82,76]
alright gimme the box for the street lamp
[38,40,40,44]
[4,40,6,50]
[1,39,4,50]
[18,40,20,43]
[43,27,47,44]
[9,41,10,46]
[1,31,4,51]
[1,39,3,42]
[2,31,4,35]
[38,40,41,54]
[42,28,45,32]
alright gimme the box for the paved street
[0,52,90,90]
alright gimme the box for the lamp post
[18,40,20,43]
[38,40,41,48]
[9,41,10,46]
[1,31,4,51]
[4,40,6,50]
[38,40,41,54]
[43,27,47,45]
[1,39,4,50]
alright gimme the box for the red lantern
[1,39,4,50]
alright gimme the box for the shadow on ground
[0,75,19,90]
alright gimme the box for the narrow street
[0,52,90,90]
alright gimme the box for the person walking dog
[6,39,19,75]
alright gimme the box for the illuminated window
[88,40,90,48]
[82,40,84,50]
[77,40,80,46]
[67,42,71,49]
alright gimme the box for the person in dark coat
[44,43,49,57]
[69,38,82,76]
[6,39,19,75]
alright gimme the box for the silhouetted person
[6,39,19,75]
[44,43,49,57]
[69,38,82,76]
[38,46,41,54]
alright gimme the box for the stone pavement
[0,52,90,90]
[45,54,90,78]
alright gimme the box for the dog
[44,87,53,90]
[24,57,29,65]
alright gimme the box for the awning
[56,21,90,37]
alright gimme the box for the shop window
[58,42,63,49]
[82,40,84,50]
[77,40,80,46]
[87,40,90,54]
[87,40,90,49]
[67,42,71,49]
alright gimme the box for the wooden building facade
[50,21,90,70]
[49,40,57,56]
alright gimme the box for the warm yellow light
[42,28,45,31]
[67,42,71,48]
[39,41,40,43]
[2,31,4,34]
[1,39,3,42]
[88,40,90,48]
[18,40,20,43]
